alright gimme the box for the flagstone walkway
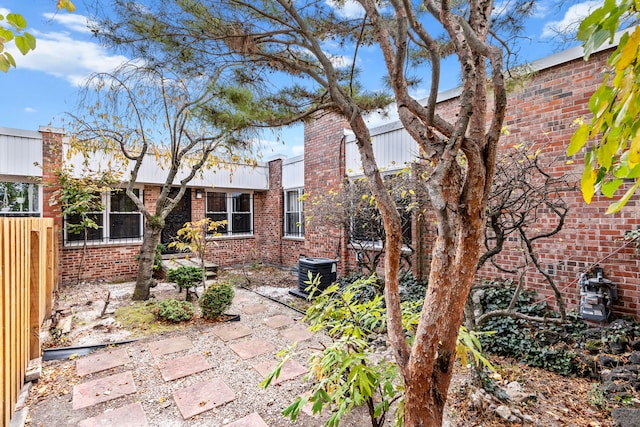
[27,287,370,427]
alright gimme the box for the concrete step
[162,257,218,278]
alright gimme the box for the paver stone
[263,314,295,329]
[213,323,252,342]
[224,412,269,427]
[173,378,235,419]
[148,335,192,357]
[240,303,267,314]
[229,338,275,360]
[72,371,136,410]
[76,348,130,376]
[253,359,307,385]
[158,353,210,381]
[78,402,148,427]
[281,325,314,343]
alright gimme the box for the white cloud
[291,144,304,156]
[0,7,10,16]
[24,107,37,113]
[329,54,353,68]
[326,0,365,19]
[541,1,601,38]
[6,29,130,87]
[42,12,94,34]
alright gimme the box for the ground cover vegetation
[85,0,574,424]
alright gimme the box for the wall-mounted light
[195,189,203,199]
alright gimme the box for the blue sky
[0,0,599,158]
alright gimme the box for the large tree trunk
[402,219,484,426]
[133,218,164,300]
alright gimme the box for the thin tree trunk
[133,221,163,300]
[77,228,88,285]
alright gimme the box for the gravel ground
[26,278,376,426]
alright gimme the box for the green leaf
[568,124,589,156]
[0,28,15,43]
[601,178,623,197]
[15,35,34,55]
[6,13,27,30]
[606,180,640,213]
[0,54,10,72]
[4,51,15,67]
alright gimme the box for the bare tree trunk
[402,224,483,426]
[77,228,89,285]
[133,218,164,300]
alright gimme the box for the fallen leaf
[199,401,207,406]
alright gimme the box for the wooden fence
[0,218,58,427]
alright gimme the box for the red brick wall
[302,113,352,274]
[476,49,640,319]
[61,244,140,283]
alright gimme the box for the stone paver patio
[59,287,347,426]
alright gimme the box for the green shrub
[199,282,234,319]
[154,299,194,323]
[167,266,203,300]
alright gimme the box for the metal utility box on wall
[291,257,337,298]
[578,266,617,323]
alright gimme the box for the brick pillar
[259,158,284,265]
[40,127,64,228]
[303,113,351,273]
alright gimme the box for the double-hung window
[64,189,143,245]
[206,192,253,235]
[284,188,304,237]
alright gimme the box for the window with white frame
[0,181,40,217]
[284,188,304,237]
[206,191,253,235]
[64,189,143,244]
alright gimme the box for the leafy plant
[167,266,203,301]
[477,284,586,375]
[199,282,234,320]
[264,274,493,427]
[154,299,194,323]
[168,218,226,289]
[49,165,120,284]
[264,274,400,427]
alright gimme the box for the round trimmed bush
[154,298,194,323]
[199,282,234,320]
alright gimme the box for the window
[206,192,253,235]
[64,189,143,244]
[0,181,40,217]
[349,177,412,247]
[109,191,142,240]
[284,188,304,237]
[206,192,228,233]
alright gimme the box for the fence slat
[0,218,56,426]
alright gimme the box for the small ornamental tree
[50,165,120,284]
[168,217,227,289]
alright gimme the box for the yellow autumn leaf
[581,167,597,204]
[629,134,640,167]
[617,27,640,72]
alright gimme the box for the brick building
[1,41,638,319]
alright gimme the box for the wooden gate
[0,218,58,426]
